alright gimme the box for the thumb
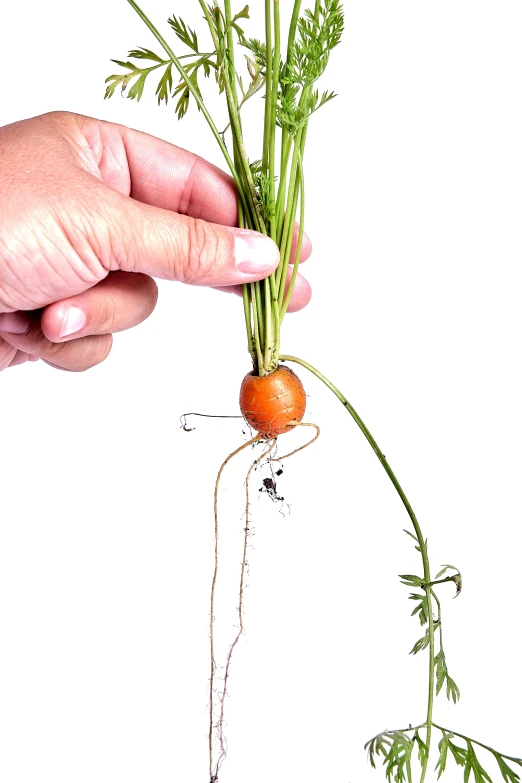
[108,193,280,287]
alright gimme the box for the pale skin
[0,112,312,371]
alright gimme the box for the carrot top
[105,0,344,375]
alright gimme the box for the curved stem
[432,724,522,764]
[279,354,436,777]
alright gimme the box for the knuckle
[96,292,118,334]
[182,218,219,284]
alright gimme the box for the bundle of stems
[115,0,343,375]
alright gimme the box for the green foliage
[277,87,337,133]
[403,528,422,552]
[106,3,342,129]
[494,753,522,783]
[168,14,200,52]
[105,11,219,116]
[275,1,343,133]
[435,564,463,596]
[365,730,415,783]
[401,535,460,702]
[408,592,429,626]
[410,623,439,655]
[399,573,424,588]
[223,4,250,41]
[414,730,428,769]
[243,37,266,76]
[435,732,522,783]
[366,726,522,783]
[285,0,344,87]
[104,48,169,101]
[155,62,173,104]
[250,160,275,223]
[434,650,460,703]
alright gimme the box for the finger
[79,115,312,254]
[0,325,40,370]
[0,337,17,371]
[100,188,280,287]
[79,115,239,225]
[0,114,305,306]
[214,268,312,313]
[7,351,36,368]
[0,318,113,372]
[40,272,158,343]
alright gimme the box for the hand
[0,112,312,371]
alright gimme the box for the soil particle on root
[259,476,284,502]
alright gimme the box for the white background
[1,2,521,782]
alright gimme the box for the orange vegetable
[239,365,306,437]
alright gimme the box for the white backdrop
[1,2,521,782]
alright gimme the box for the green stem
[250,283,263,372]
[242,285,254,361]
[263,276,274,371]
[276,126,305,304]
[254,282,265,347]
[126,0,245,199]
[275,132,293,243]
[432,725,522,764]
[279,355,436,777]
[287,0,302,61]
[428,576,456,588]
[275,0,300,235]
[269,0,281,241]
[280,161,304,319]
[269,273,280,367]
[369,724,427,740]
[199,0,263,233]
[432,590,442,626]
[224,0,239,110]
[262,0,273,176]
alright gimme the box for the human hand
[0,112,312,371]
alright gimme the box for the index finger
[77,116,312,261]
[78,115,238,225]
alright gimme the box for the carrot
[110,4,522,783]
[239,364,306,437]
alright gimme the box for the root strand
[271,421,320,461]
[215,440,277,776]
[209,421,319,780]
[210,434,260,780]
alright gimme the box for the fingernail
[0,312,30,334]
[234,230,279,274]
[60,306,86,338]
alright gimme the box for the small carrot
[239,364,306,437]
[111,6,522,783]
